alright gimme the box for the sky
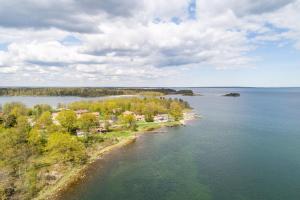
[0,0,299,87]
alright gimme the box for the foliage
[45,132,87,164]
[3,114,17,128]
[0,87,180,97]
[119,114,137,130]
[36,111,53,129]
[0,96,191,199]
[169,101,183,121]
[3,102,27,117]
[56,110,77,133]
[77,113,98,132]
[28,129,44,153]
[31,104,52,118]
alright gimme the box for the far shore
[34,111,198,200]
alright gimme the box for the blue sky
[0,0,299,87]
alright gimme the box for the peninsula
[0,96,193,200]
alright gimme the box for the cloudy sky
[0,0,299,87]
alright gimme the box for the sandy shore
[34,111,198,200]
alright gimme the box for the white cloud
[0,0,299,86]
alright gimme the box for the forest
[0,87,193,97]
[0,97,190,200]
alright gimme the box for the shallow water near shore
[54,88,300,200]
[3,88,300,200]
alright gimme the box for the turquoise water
[3,88,300,200]
[58,88,300,200]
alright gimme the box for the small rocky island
[176,90,194,96]
[223,93,240,97]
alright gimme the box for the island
[223,93,240,97]
[176,90,195,96]
[0,96,195,200]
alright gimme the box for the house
[90,112,100,118]
[76,130,86,137]
[135,114,145,122]
[51,112,60,125]
[154,114,169,123]
[91,127,108,134]
[27,118,35,126]
[123,111,134,115]
[75,109,89,118]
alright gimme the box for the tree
[56,110,77,133]
[28,128,44,154]
[36,111,53,129]
[3,102,27,117]
[0,128,30,173]
[45,132,87,164]
[4,114,17,128]
[169,102,183,121]
[77,113,98,133]
[24,168,38,198]
[32,104,52,118]
[16,116,31,137]
[120,114,137,130]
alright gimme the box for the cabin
[154,114,169,123]
[135,114,145,122]
[123,111,134,115]
[51,112,59,125]
[92,127,108,134]
[76,130,86,137]
[75,109,89,118]
[27,118,35,126]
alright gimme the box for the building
[76,130,86,137]
[51,112,59,125]
[90,112,100,118]
[154,114,169,123]
[135,114,145,122]
[75,109,89,118]
[27,118,35,126]
[123,111,134,115]
[91,127,108,134]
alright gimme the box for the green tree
[169,102,183,121]
[3,102,27,117]
[36,111,53,129]
[56,110,77,133]
[0,128,30,173]
[28,128,44,154]
[45,132,87,164]
[32,104,52,118]
[77,113,98,132]
[16,116,31,133]
[4,114,17,128]
[120,114,137,130]
[24,168,38,198]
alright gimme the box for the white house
[154,114,169,123]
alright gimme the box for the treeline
[0,97,190,199]
[0,87,193,97]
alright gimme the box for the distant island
[0,96,195,200]
[0,87,194,97]
[223,93,240,97]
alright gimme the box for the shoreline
[34,111,198,200]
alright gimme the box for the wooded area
[0,97,190,199]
